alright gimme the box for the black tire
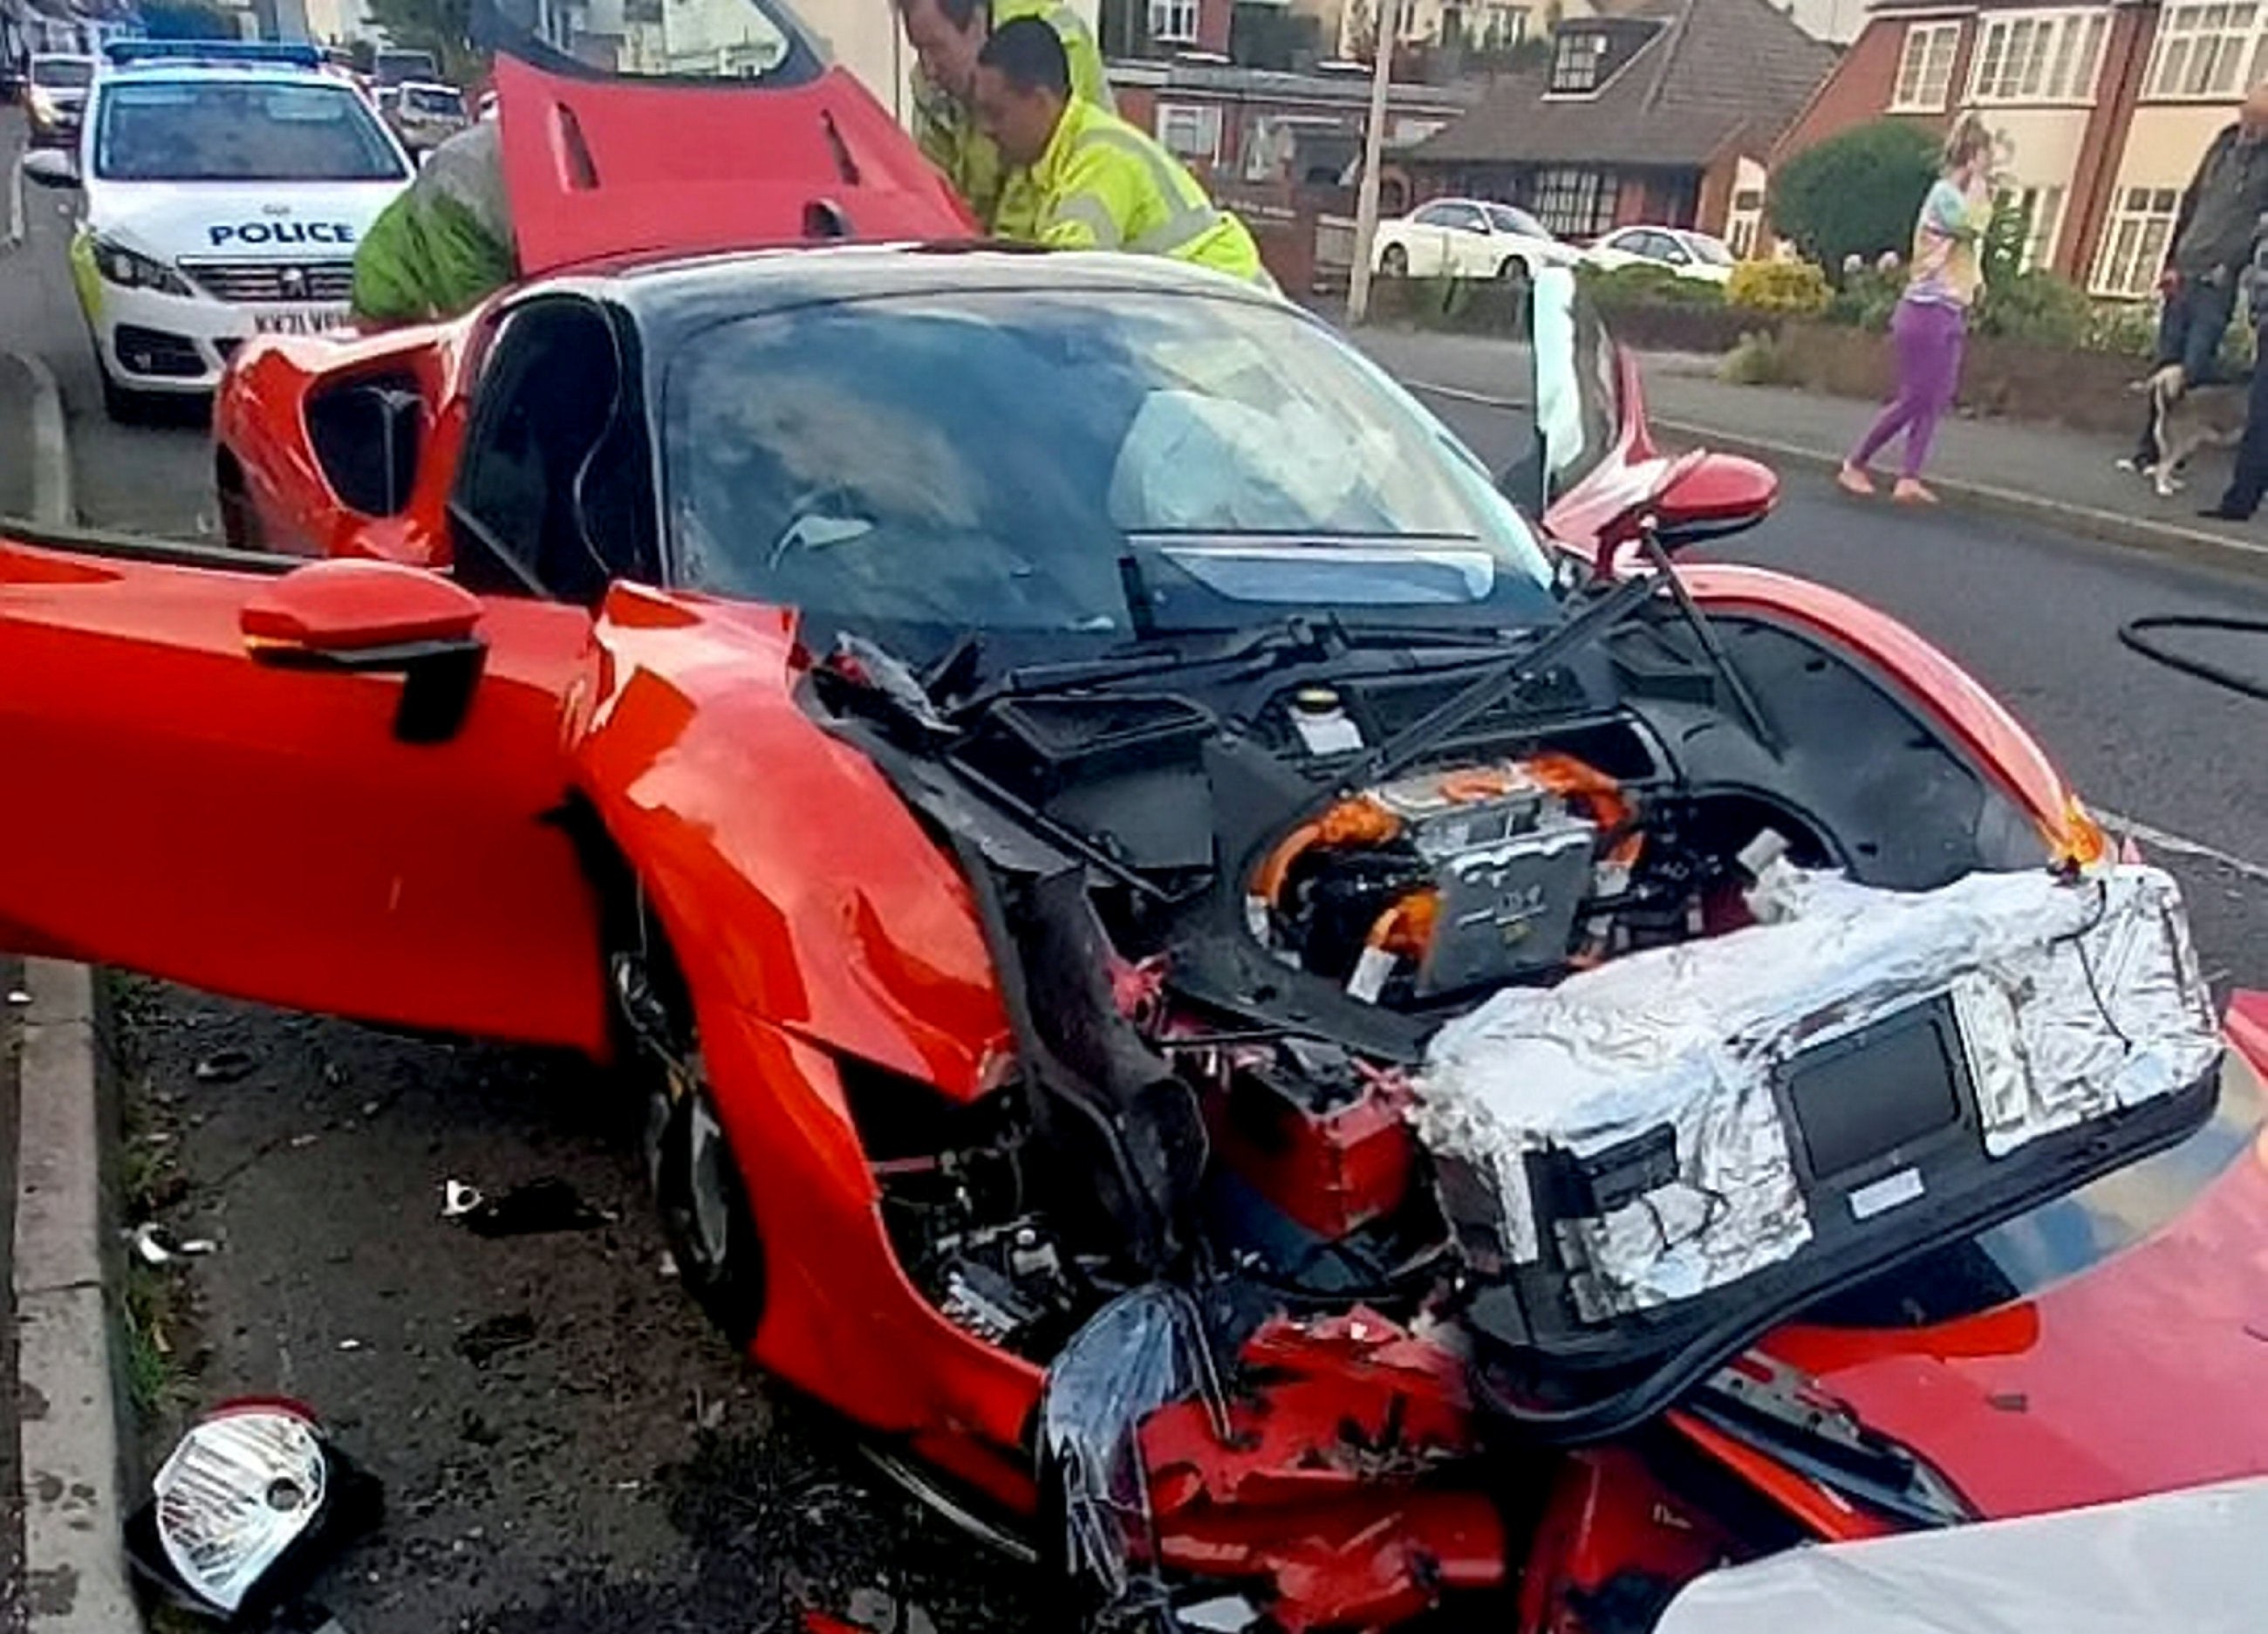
[1497,255,1531,285]
[1380,243,1409,278]
[645,1063,767,1349]
[99,366,155,427]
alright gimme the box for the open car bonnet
[1655,1474,2268,1633]
[473,0,973,275]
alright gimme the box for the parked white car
[1583,224,1737,284]
[1372,198,1578,282]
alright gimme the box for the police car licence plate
[253,307,351,337]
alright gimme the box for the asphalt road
[2,128,2264,1622]
[0,110,216,539]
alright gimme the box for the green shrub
[1400,276,1527,335]
[1974,269,2094,347]
[1827,264,1903,332]
[1718,329,1798,386]
[1577,262,1727,309]
[2082,300,2157,359]
[1727,259,1832,316]
[1770,121,1940,277]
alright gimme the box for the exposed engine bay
[806,589,2224,1628]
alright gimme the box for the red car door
[0,530,610,1054]
[476,0,973,276]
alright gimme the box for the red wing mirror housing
[1596,450,1780,578]
[242,560,488,743]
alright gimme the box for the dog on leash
[2133,362,2249,496]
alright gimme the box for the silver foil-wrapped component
[1412,862,2221,1323]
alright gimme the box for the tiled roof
[1411,0,1841,168]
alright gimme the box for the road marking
[2094,808,2268,887]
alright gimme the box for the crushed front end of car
[803,572,2225,1631]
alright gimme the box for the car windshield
[94,80,407,182]
[375,51,437,84]
[31,57,92,87]
[665,290,1557,646]
[1488,205,1548,238]
[1684,233,1734,266]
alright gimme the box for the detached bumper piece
[1413,861,2224,1440]
[1043,1290,1504,1633]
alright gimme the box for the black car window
[450,297,654,602]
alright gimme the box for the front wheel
[616,943,768,1349]
[645,1053,767,1349]
[1497,256,1531,285]
[99,365,159,426]
[1379,243,1409,278]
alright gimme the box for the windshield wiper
[1684,1353,1974,1529]
[1355,570,1657,786]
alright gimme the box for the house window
[2147,3,2259,99]
[1890,20,1961,111]
[1970,10,2108,103]
[1530,166,1620,236]
[1727,185,1766,257]
[1549,30,1609,93]
[1482,4,1527,46]
[2015,183,2066,270]
[1149,0,1199,44]
[1157,101,1222,162]
[2092,186,2183,295]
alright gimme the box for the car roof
[532,243,1293,353]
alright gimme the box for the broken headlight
[126,1401,380,1621]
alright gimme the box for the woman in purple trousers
[1839,116,1997,505]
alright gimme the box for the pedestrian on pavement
[972,18,1268,285]
[350,120,518,328]
[2126,83,2268,474]
[894,0,1113,236]
[2201,213,2268,520]
[1838,114,1997,505]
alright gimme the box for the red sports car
[8,7,2268,1632]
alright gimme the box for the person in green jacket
[895,0,1112,235]
[973,18,1267,286]
[350,120,519,327]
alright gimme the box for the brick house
[1774,0,2268,297]
[1397,0,1840,242]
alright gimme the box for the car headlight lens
[92,237,193,297]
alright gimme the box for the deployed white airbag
[1411,862,2221,1321]
[1654,1475,2268,1634]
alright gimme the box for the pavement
[1357,327,2268,576]
[0,111,2263,1627]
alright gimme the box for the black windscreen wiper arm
[1356,570,1658,787]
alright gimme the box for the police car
[21,40,413,421]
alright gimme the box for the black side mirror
[20,148,79,189]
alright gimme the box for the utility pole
[1345,0,1398,325]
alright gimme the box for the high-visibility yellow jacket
[1000,99,1267,285]
[911,0,1113,235]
